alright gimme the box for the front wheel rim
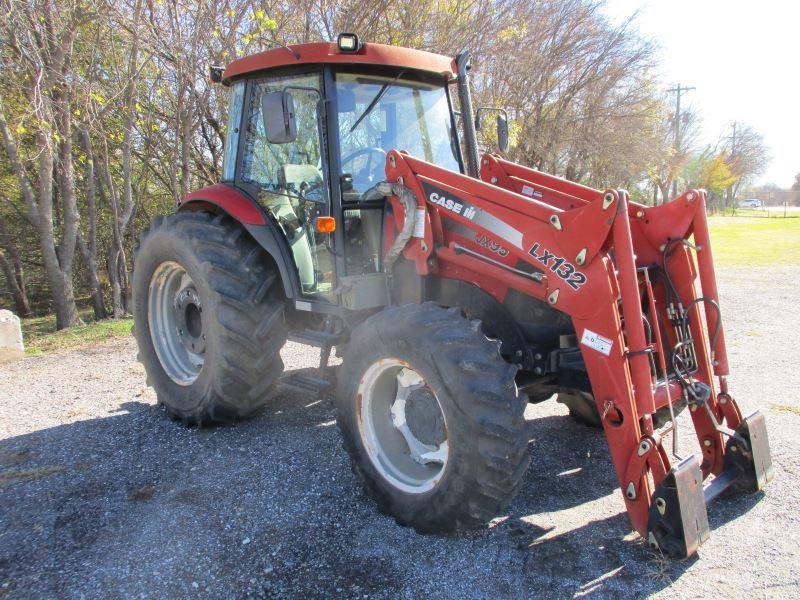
[357,359,449,494]
[148,261,205,385]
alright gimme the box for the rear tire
[336,302,531,533]
[133,211,287,425]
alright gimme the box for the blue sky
[603,0,799,187]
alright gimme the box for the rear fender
[180,183,301,299]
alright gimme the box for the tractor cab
[217,37,473,307]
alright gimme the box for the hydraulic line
[659,238,729,458]
[641,267,681,457]
[671,296,721,402]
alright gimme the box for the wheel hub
[357,360,449,494]
[148,261,205,385]
[404,387,446,446]
[174,287,205,354]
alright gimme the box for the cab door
[238,71,337,303]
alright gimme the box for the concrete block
[0,309,25,363]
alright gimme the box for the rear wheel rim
[357,359,449,494]
[148,261,205,385]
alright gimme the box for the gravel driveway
[1,267,798,599]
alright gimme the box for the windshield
[335,73,460,196]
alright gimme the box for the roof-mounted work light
[209,64,224,83]
[337,33,363,53]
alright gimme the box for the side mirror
[497,113,509,153]
[475,107,510,153]
[261,90,297,144]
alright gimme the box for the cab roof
[222,41,458,84]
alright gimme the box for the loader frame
[378,150,773,556]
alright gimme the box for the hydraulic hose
[363,181,418,272]
[456,52,480,178]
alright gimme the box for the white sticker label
[521,185,534,197]
[413,208,426,238]
[581,329,613,356]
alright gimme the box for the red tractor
[133,34,773,558]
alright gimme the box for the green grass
[22,309,133,355]
[708,216,800,267]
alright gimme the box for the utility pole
[726,122,738,210]
[666,84,695,199]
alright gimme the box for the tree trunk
[0,101,82,329]
[0,251,31,317]
[36,130,82,329]
[77,234,107,320]
[98,148,130,318]
[78,127,107,320]
[108,247,125,317]
[0,217,32,317]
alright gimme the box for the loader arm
[383,149,773,557]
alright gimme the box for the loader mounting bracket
[724,410,774,493]
[647,455,710,558]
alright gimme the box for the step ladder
[282,318,348,396]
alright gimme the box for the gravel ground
[1,267,798,599]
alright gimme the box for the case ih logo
[427,190,477,220]
[420,181,525,249]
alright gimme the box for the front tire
[133,212,287,425]
[336,302,531,533]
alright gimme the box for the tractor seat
[280,164,323,195]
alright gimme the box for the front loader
[132,34,772,558]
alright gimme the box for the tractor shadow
[491,408,768,596]
[491,488,765,597]
[0,377,768,598]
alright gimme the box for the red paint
[182,184,265,226]
[223,42,457,83]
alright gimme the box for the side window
[241,72,336,301]
[242,73,326,202]
[221,81,244,181]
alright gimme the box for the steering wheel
[341,147,387,190]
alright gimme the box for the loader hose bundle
[661,238,722,404]
[363,181,418,273]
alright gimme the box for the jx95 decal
[476,234,509,257]
[529,242,587,290]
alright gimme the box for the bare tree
[0,0,91,328]
[651,104,701,203]
[0,212,32,316]
[722,122,769,208]
[474,1,664,190]
[76,127,107,319]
